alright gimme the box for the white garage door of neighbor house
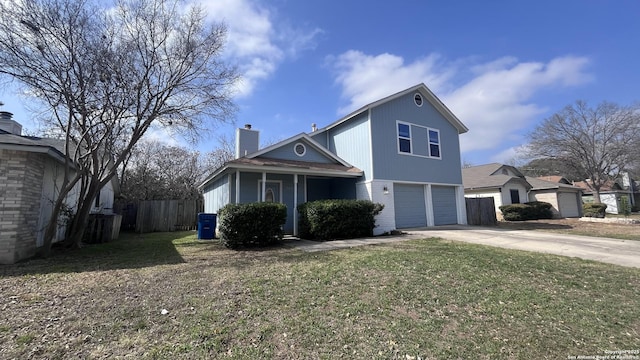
[558,192,580,218]
[394,184,427,228]
[432,186,458,225]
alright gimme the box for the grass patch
[0,231,638,359]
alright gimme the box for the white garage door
[394,184,427,228]
[558,192,580,218]
[432,186,458,225]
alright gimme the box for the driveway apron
[411,225,640,269]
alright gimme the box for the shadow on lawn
[0,231,189,277]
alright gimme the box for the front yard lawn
[1,232,638,359]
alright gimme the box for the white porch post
[235,170,240,204]
[456,185,468,225]
[293,174,298,236]
[425,184,435,226]
[261,172,267,202]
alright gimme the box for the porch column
[425,184,435,226]
[235,170,240,204]
[261,172,267,202]
[293,174,298,236]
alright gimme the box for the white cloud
[330,51,455,114]
[198,0,321,97]
[327,51,592,154]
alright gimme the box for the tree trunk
[593,190,602,204]
[64,178,101,248]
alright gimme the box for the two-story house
[199,83,469,235]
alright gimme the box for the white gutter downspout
[293,174,298,236]
[235,170,240,203]
[261,172,267,202]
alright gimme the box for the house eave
[0,142,73,167]
[199,162,363,190]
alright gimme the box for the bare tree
[0,0,237,253]
[201,134,235,175]
[120,140,205,201]
[526,100,640,202]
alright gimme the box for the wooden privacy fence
[136,199,203,233]
[115,199,203,233]
[465,197,498,226]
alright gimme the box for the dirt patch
[496,218,640,240]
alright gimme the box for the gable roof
[462,163,530,190]
[316,83,469,135]
[247,133,352,167]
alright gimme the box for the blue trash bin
[197,213,216,239]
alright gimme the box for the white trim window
[397,120,442,159]
[428,128,441,158]
[397,122,412,154]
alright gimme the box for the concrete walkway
[284,225,640,269]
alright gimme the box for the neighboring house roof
[526,177,582,192]
[315,83,469,135]
[573,180,623,193]
[535,175,571,184]
[462,163,530,190]
[0,129,69,164]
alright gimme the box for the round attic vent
[294,143,306,157]
[414,93,423,107]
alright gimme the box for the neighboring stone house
[0,111,116,264]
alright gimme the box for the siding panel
[328,112,372,180]
[370,92,463,184]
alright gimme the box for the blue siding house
[199,83,469,235]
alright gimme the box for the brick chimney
[235,124,259,158]
[0,111,22,135]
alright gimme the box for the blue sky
[2,0,639,165]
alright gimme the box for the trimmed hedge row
[297,199,384,240]
[218,202,287,248]
[499,201,553,221]
[583,203,607,218]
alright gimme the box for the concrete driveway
[287,225,640,268]
[410,225,640,269]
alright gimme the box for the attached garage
[558,192,580,218]
[394,184,426,228]
[432,185,458,225]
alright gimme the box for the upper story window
[396,120,442,159]
[397,122,411,153]
[428,129,440,158]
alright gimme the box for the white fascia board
[229,163,363,178]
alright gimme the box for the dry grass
[1,231,639,359]
[497,218,640,240]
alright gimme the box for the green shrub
[218,202,287,249]
[583,203,607,218]
[499,201,554,221]
[620,196,631,217]
[297,199,384,240]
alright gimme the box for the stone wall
[0,149,45,264]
